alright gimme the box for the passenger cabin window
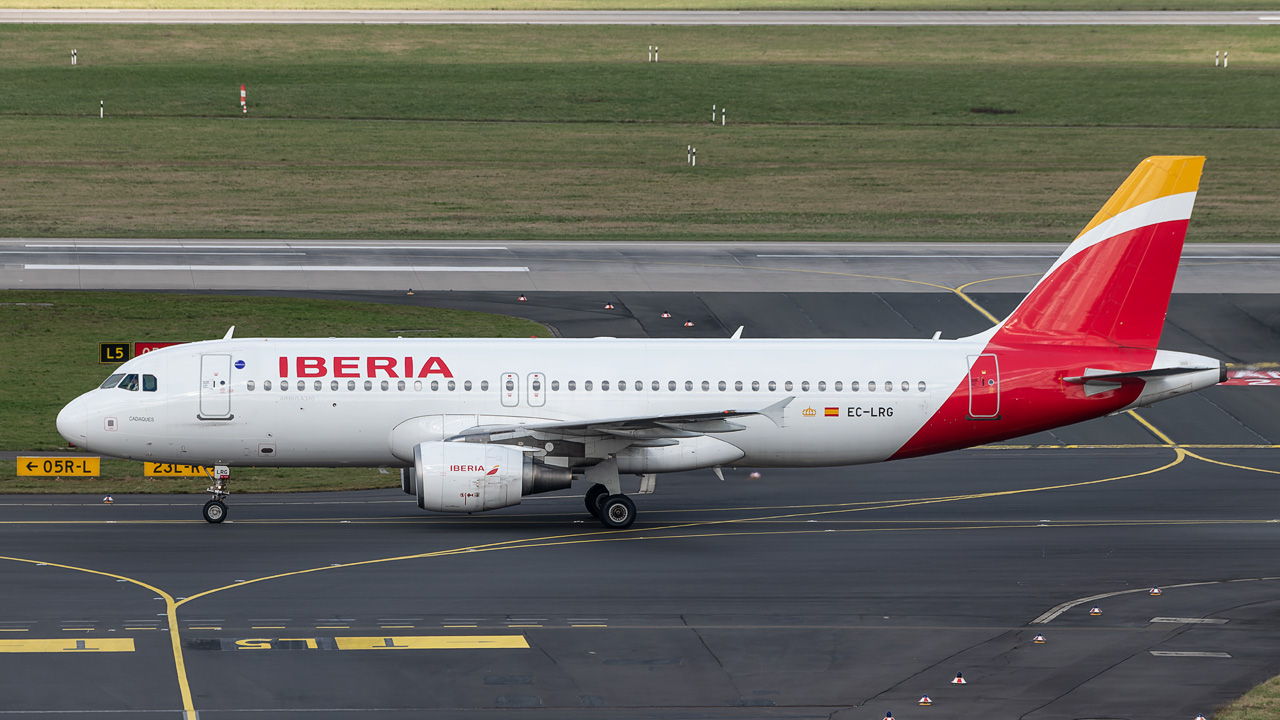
[120,374,140,391]
[314,380,322,391]
[885,381,893,392]
[447,380,456,391]
[331,380,339,391]
[100,373,125,389]
[364,380,373,391]
[834,381,843,391]
[851,381,860,392]
[817,381,826,392]
[602,381,610,391]
[246,380,256,391]
[265,380,273,391]
[584,381,593,391]
[142,374,157,392]
[464,381,472,391]
[398,380,406,391]
[902,381,910,392]
[281,380,290,391]
[918,381,927,392]
[382,381,390,391]
[567,381,576,391]
[768,381,776,391]
[431,380,439,391]
[346,380,355,391]
[414,381,422,391]
[636,381,643,391]
[685,381,693,391]
[735,381,743,391]
[701,381,710,392]
[551,380,560,391]
[481,380,490,391]
[801,381,810,392]
[751,381,760,391]
[669,381,677,391]
[784,381,793,392]
[868,381,876,391]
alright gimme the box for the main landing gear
[584,482,637,530]
[203,473,229,523]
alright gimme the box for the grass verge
[1,1,1275,10]
[1219,675,1280,720]
[0,290,547,491]
[3,25,1280,241]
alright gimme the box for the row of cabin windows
[242,378,927,394]
[99,373,158,392]
[552,379,926,393]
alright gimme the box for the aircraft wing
[449,396,794,443]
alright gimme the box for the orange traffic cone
[951,672,966,685]
[918,693,932,705]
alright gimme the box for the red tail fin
[994,156,1203,349]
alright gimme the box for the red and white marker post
[240,84,247,114]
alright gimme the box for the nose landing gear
[202,468,230,523]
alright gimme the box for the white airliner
[57,157,1224,528]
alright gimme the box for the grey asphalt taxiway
[2,282,1278,719]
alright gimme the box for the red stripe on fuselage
[891,220,1186,460]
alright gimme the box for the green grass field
[0,291,547,491]
[1219,674,1280,720]
[3,25,1280,242]
[4,1,1279,10]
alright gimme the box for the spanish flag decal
[824,407,839,417]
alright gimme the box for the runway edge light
[951,672,967,685]
[882,712,894,720]
[1150,586,1163,596]
[1033,634,1046,644]
[918,693,932,705]
[1089,606,1102,616]
[102,495,113,504]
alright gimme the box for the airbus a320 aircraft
[57,156,1223,529]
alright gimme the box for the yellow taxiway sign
[16,457,99,477]
[144,463,213,477]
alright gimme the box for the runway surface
[5,240,1280,294]
[2,284,1278,719]
[4,10,1280,25]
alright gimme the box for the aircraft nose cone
[56,397,88,444]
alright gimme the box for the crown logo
[802,406,817,417]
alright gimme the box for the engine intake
[414,441,572,513]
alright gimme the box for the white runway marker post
[1224,51,1229,68]
[240,84,247,113]
[687,144,692,164]
[648,45,652,62]
[654,46,658,62]
[712,104,716,122]
[99,100,103,118]
[721,107,726,126]
[692,147,696,167]
[72,49,77,65]
[1215,50,1220,66]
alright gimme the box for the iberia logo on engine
[449,465,502,475]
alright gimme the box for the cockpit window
[99,373,125,389]
[119,374,140,391]
[142,374,157,392]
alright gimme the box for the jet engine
[414,441,572,513]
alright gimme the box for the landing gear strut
[203,472,229,523]
[581,459,637,529]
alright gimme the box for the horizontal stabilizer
[1062,366,1218,384]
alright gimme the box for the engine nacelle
[414,441,572,513]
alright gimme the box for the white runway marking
[1150,617,1229,624]
[2,251,305,256]
[25,243,507,251]
[1149,651,1232,658]
[23,265,529,273]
